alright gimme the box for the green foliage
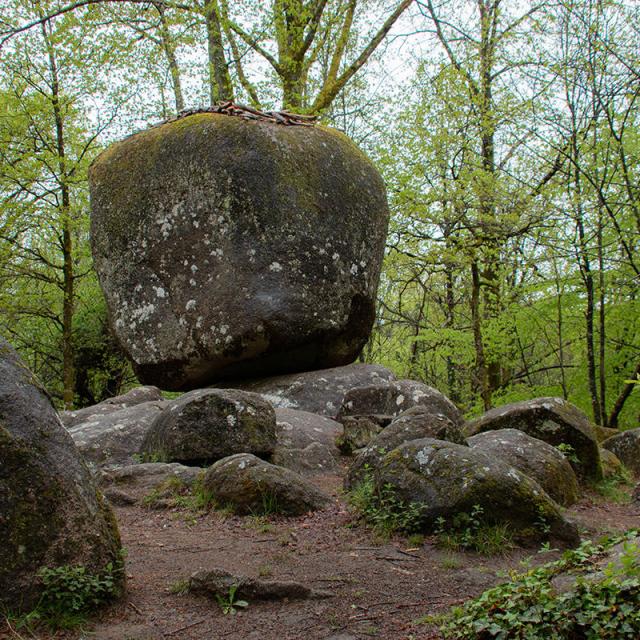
[143,473,214,512]
[215,584,248,615]
[348,471,426,538]
[168,579,190,595]
[251,490,281,517]
[429,531,640,639]
[556,443,579,464]
[434,505,514,556]
[133,452,165,464]
[7,560,124,631]
[591,465,634,504]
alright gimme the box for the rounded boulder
[202,453,330,515]
[602,428,640,475]
[370,438,579,546]
[140,389,276,465]
[345,410,465,489]
[89,114,389,390]
[467,429,579,506]
[0,340,124,611]
[465,397,602,481]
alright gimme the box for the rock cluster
[65,372,600,547]
[8,113,621,620]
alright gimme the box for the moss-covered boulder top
[89,113,389,390]
[465,397,602,481]
[0,339,123,612]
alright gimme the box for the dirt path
[2,475,638,640]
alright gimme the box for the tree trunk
[597,211,607,425]
[155,2,185,112]
[471,261,491,410]
[204,0,233,104]
[572,139,601,425]
[42,19,75,409]
[445,261,459,402]
[477,0,501,395]
[608,361,640,428]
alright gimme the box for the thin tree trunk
[554,262,568,399]
[204,0,233,104]
[471,261,491,410]
[154,2,185,112]
[445,261,459,402]
[477,0,501,395]
[42,19,74,409]
[597,212,607,425]
[409,282,427,378]
[608,361,640,428]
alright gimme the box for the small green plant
[348,470,426,538]
[249,490,280,516]
[407,533,425,547]
[591,465,634,504]
[168,579,190,595]
[244,515,275,533]
[426,530,640,639]
[215,584,248,615]
[143,474,214,512]
[434,505,514,556]
[534,505,552,536]
[132,451,165,464]
[257,564,273,578]
[439,553,463,570]
[8,559,124,631]
[556,443,579,464]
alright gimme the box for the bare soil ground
[2,471,638,640]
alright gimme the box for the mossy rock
[89,114,389,390]
[0,339,124,612]
[372,437,579,547]
[602,428,640,475]
[345,410,465,489]
[467,429,579,506]
[202,453,330,515]
[140,388,276,465]
[465,397,603,482]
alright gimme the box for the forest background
[0,0,638,428]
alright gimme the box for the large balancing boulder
[0,340,124,611]
[467,429,579,506]
[89,113,389,390]
[465,397,602,481]
[370,438,579,546]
